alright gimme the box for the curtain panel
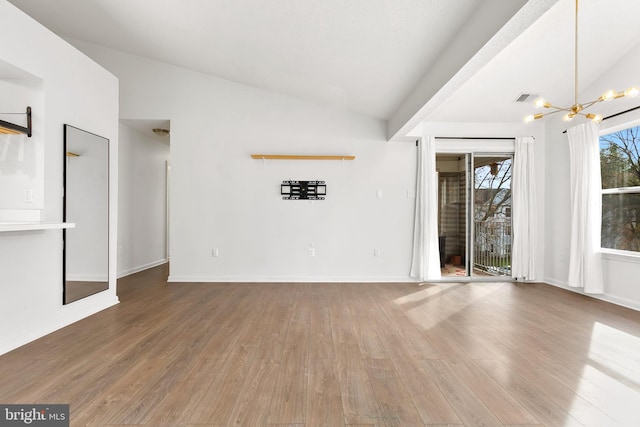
[567,122,604,293]
[410,136,441,282]
[511,136,537,280]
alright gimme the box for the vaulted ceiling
[7,0,640,139]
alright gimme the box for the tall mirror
[63,125,109,304]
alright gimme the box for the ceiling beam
[387,0,559,141]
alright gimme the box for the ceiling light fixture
[524,0,638,124]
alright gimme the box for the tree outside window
[600,125,640,252]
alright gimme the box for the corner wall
[543,42,640,310]
[0,0,119,355]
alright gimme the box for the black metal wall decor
[281,180,326,200]
[0,106,32,137]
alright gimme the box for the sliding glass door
[436,153,513,279]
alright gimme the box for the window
[600,125,640,252]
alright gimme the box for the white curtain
[410,136,441,282]
[511,136,537,280]
[567,122,604,293]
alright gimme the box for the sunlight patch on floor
[393,282,505,331]
[565,321,640,425]
[392,283,456,305]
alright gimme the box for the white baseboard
[118,258,168,278]
[544,276,640,312]
[67,274,108,282]
[167,275,415,283]
[0,293,119,356]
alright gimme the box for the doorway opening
[436,153,512,279]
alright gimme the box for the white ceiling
[7,0,640,131]
[426,0,640,123]
[7,0,483,120]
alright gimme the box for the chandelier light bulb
[563,113,575,122]
[524,113,543,123]
[625,87,639,98]
[601,90,616,101]
[534,98,550,108]
[586,113,603,123]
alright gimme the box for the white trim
[601,249,640,263]
[118,258,168,279]
[601,186,640,194]
[600,115,640,135]
[167,275,414,283]
[0,222,75,232]
[0,294,119,356]
[67,274,108,282]
[544,276,640,312]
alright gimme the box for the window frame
[599,117,640,257]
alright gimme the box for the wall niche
[0,59,45,223]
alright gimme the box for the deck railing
[474,220,511,276]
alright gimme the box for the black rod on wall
[435,137,516,140]
[0,106,32,137]
[601,105,640,122]
[562,105,640,134]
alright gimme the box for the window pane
[600,126,640,189]
[602,193,640,251]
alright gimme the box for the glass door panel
[436,153,513,279]
[436,154,469,277]
[473,155,512,277]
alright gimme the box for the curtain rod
[416,136,519,145]
[435,136,516,140]
[562,104,640,134]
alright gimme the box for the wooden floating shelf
[251,154,355,161]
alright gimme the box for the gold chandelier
[525,0,638,123]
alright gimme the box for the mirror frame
[63,124,110,304]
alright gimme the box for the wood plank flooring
[2,265,640,426]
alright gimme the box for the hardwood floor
[2,265,640,426]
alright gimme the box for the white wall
[118,122,169,277]
[544,42,640,310]
[71,40,417,282]
[0,0,119,355]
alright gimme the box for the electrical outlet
[24,189,33,203]
[308,248,316,257]
[374,248,380,257]
[212,248,219,257]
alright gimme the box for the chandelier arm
[524,0,635,124]
[547,105,573,112]
[540,109,567,118]
[580,100,601,110]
